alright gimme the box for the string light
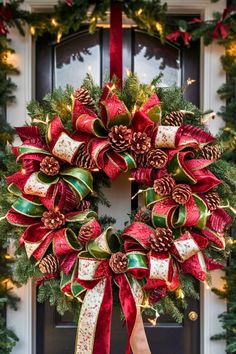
[136,8,143,16]
[186,78,196,86]
[126,68,132,77]
[21,168,26,175]
[30,26,35,36]
[51,18,58,27]
[57,32,62,43]
[128,176,135,181]
[91,168,99,172]
[155,22,163,36]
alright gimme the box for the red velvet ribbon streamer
[110,1,123,86]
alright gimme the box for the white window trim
[7,1,226,354]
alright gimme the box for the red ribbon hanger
[110,1,123,86]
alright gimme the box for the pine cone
[109,252,128,274]
[149,228,173,252]
[77,200,91,211]
[132,152,147,167]
[200,145,221,160]
[147,149,168,169]
[154,176,176,196]
[172,184,192,204]
[39,254,58,274]
[134,208,151,223]
[41,210,66,230]
[131,132,151,155]
[205,191,220,211]
[164,111,185,126]
[108,125,132,152]
[40,156,60,176]
[73,87,96,110]
[75,145,96,169]
[78,224,93,244]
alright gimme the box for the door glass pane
[134,31,181,86]
[54,31,100,88]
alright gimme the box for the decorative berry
[154,176,176,196]
[41,210,66,230]
[39,254,58,274]
[40,156,60,176]
[164,111,185,126]
[172,184,192,204]
[204,191,220,211]
[109,252,128,274]
[131,132,151,154]
[108,125,132,152]
[147,149,168,169]
[149,228,173,252]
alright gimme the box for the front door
[36,25,200,354]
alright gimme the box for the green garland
[0,124,19,354]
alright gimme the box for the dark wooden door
[36,26,200,354]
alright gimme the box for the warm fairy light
[51,18,58,27]
[21,168,26,175]
[137,8,143,16]
[54,206,59,212]
[91,17,96,23]
[156,22,163,36]
[186,78,196,86]
[57,32,62,43]
[5,254,13,260]
[226,41,236,62]
[176,288,185,299]
[128,176,135,181]
[126,68,132,77]
[30,26,35,36]
[92,168,99,172]
[227,238,234,245]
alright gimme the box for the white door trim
[6,1,226,353]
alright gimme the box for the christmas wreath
[5,75,233,354]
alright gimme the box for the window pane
[134,31,181,87]
[54,31,100,88]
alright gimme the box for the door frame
[6,1,226,354]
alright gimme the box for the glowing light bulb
[57,32,62,43]
[51,18,58,27]
[30,26,35,36]
[156,22,163,35]
[21,168,26,175]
